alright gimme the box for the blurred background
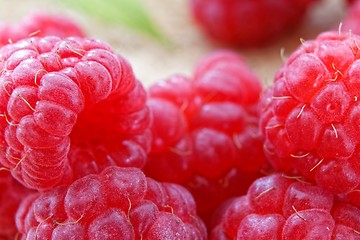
[0,0,346,87]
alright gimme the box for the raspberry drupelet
[210,173,360,239]
[145,50,267,224]
[0,36,151,190]
[259,30,360,206]
[190,0,319,47]
[0,12,85,47]
[15,166,207,240]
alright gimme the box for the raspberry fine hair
[15,166,207,239]
[0,36,151,190]
[259,30,360,206]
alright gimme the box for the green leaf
[58,0,167,42]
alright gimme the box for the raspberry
[0,12,85,47]
[15,166,207,239]
[210,173,360,239]
[0,171,33,239]
[145,50,267,224]
[0,36,151,190]
[259,31,360,204]
[190,0,319,47]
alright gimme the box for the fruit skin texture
[259,31,360,206]
[210,173,360,239]
[15,166,207,240]
[341,0,360,35]
[190,0,319,47]
[0,171,34,239]
[0,12,85,47]
[0,36,151,190]
[145,50,267,224]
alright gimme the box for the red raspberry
[190,0,319,47]
[0,36,151,190]
[15,166,207,239]
[259,31,360,205]
[0,171,33,239]
[210,173,360,239]
[0,12,85,47]
[145,51,267,224]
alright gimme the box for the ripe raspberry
[259,31,360,205]
[210,173,360,239]
[0,12,85,47]
[0,36,151,190]
[0,171,33,239]
[145,50,267,224]
[190,0,319,47]
[15,166,207,239]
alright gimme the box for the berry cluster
[0,12,206,240]
[2,1,360,239]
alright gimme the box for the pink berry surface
[341,0,360,35]
[145,50,267,224]
[0,1,354,239]
[0,171,33,239]
[15,166,207,240]
[190,0,319,47]
[210,173,360,239]
[0,12,85,47]
[260,30,360,205]
[0,36,152,190]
